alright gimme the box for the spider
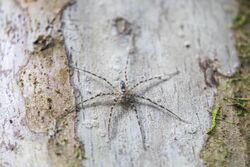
[71,54,188,149]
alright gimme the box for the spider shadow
[74,94,188,149]
[109,100,186,150]
[110,103,150,150]
[79,99,141,146]
[109,104,132,140]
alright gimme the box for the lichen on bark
[16,32,82,167]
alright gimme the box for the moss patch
[201,0,250,166]
[207,105,221,135]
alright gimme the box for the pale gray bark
[0,0,239,167]
[62,0,239,167]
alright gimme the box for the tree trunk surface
[0,0,240,167]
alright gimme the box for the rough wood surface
[0,0,240,167]
[62,0,239,167]
[0,1,81,167]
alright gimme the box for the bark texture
[0,0,240,167]
[62,0,239,167]
[0,1,81,167]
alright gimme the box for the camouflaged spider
[72,54,188,148]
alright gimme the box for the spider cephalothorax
[72,54,188,149]
[119,80,126,93]
[117,80,133,104]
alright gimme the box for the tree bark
[0,0,240,167]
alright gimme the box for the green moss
[223,73,250,116]
[207,105,221,134]
[232,12,250,29]
[201,0,250,166]
[232,0,250,29]
[233,0,250,62]
[74,145,84,160]
[224,97,250,116]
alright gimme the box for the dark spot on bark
[47,98,52,103]
[199,58,218,87]
[55,89,61,94]
[113,17,132,35]
[185,43,191,48]
[33,78,38,85]
[56,152,62,156]
[41,116,45,121]
[33,35,54,51]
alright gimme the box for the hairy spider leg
[73,66,116,90]
[58,93,116,125]
[134,95,189,124]
[78,92,116,104]
[57,102,82,122]
[124,53,130,86]
[130,75,162,90]
[131,104,147,150]
[129,70,180,91]
[108,101,118,139]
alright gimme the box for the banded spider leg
[69,53,188,150]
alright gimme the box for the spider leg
[129,70,180,91]
[72,66,116,89]
[79,92,116,105]
[124,54,129,86]
[134,95,190,124]
[59,92,116,119]
[108,105,115,139]
[131,104,147,150]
